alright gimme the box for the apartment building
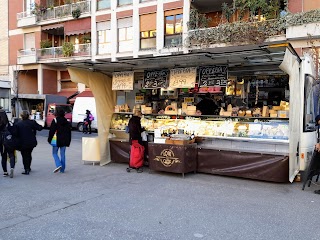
[7,0,320,96]
[0,0,9,80]
[9,0,189,96]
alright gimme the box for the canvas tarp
[68,68,116,166]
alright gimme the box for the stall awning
[65,18,91,36]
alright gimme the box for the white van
[72,97,97,132]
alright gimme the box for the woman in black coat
[0,109,16,178]
[48,109,72,173]
[128,110,143,146]
[15,111,43,175]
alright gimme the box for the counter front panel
[197,148,289,182]
[148,143,197,175]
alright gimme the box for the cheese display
[110,113,289,140]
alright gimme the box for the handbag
[51,131,57,147]
[50,118,57,147]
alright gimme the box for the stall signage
[198,66,228,87]
[143,69,169,89]
[154,149,181,167]
[169,67,197,88]
[112,71,134,90]
[135,95,144,104]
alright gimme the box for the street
[0,130,319,240]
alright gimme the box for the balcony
[17,0,91,28]
[187,19,286,49]
[17,49,37,64]
[17,12,37,28]
[286,9,320,40]
[37,43,91,63]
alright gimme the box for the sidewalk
[0,133,320,240]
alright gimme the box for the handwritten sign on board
[169,67,197,88]
[143,69,169,89]
[112,71,134,90]
[198,66,228,87]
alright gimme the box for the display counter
[110,113,289,182]
[148,143,197,178]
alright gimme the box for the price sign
[143,69,169,89]
[198,66,228,87]
[169,67,197,88]
[184,97,194,103]
[135,95,144,104]
[112,71,134,90]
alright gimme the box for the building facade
[6,0,320,96]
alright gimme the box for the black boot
[22,170,30,175]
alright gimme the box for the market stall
[67,44,316,182]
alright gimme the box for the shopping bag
[51,132,57,147]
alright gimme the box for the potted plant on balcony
[62,42,74,57]
[72,8,81,19]
[40,40,52,56]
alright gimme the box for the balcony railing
[37,44,92,60]
[17,0,91,25]
[187,18,286,48]
[17,49,37,64]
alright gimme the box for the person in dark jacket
[196,93,218,115]
[15,111,43,175]
[83,110,94,134]
[0,109,16,178]
[48,108,72,173]
[128,110,143,146]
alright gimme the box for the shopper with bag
[83,110,94,134]
[48,109,72,173]
[15,111,43,175]
[127,110,145,173]
[0,109,17,178]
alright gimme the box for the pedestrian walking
[48,108,72,173]
[0,109,16,178]
[83,110,94,134]
[15,111,43,175]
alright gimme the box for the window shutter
[118,17,133,28]
[140,13,157,32]
[164,8,183,16]
[25,33,35,49]
[97,21,111,31]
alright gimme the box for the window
[140,13,156,50]
[118,27,133,52]
[118,0,132,6]
[165,14,183,47]
[97,0,111,10]
[98,30,112,54]
[140,30,156,49]
[118,18,133,52]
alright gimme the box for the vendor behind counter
[196,93,219,115]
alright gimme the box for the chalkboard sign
[112,71,134,90]
[198,65,228,87]
[143,69,169,89]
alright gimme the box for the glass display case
[110,113,289,141]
